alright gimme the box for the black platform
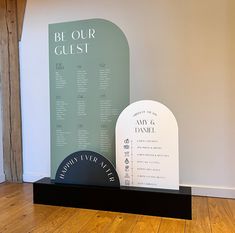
[33,177,192,220]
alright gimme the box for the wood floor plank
[157,218,185,233]
[0,183,32,214]
[0,188,33,229]
[29,206,78,233]
[107,212,139,233]
[0,202,33,232]
[0,192,32,218]
[208,197,235,233]
[185,196,212,233]
[0,183,32,199]
[227,198,235,219]
[0,183,29,197]
[132,215,161,233]
[78,210,117,232]
[0,204,59,233]
[0,182,15,194]
[53,208,98,233]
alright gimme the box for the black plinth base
[33,177,192,220]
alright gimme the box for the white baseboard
[181,183,235,199]
[0,173,5,183]
[23,172,50,182]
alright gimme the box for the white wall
[20,0,235,198]
[0,93,5,183]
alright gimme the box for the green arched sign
[49,19,129,179]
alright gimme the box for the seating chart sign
[116,100,179,190]
[49,19,129,179]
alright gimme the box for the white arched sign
[116,100,179,190]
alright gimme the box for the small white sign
[116,100,179,190]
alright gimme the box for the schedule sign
[49,19,129,178]
[116,100,179,190]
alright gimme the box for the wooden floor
[0,183,235,233]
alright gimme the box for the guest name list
[49,19,129,179]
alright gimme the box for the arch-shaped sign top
[55,150,120,187]
[49,19,130,179]
[116,100,179,190]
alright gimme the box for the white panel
[116,100,179,190]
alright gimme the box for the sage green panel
[49,19,129,179]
